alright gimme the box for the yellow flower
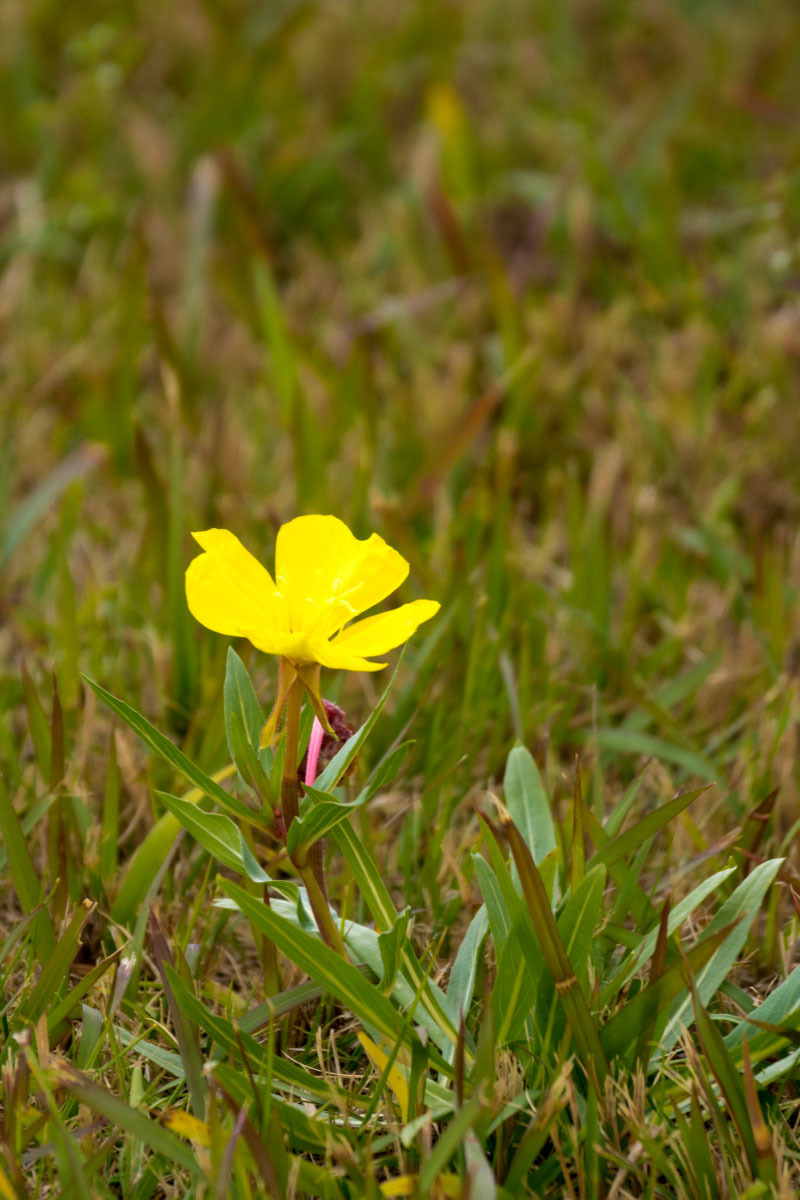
[186,515,439,671]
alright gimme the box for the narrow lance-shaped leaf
[504,744,556,865]
[110,763,238,925]
[224,647,265,756]
[84,676,268,829]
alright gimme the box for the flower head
[186,515,439,668]
[185,515,440,739]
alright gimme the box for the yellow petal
[165,1109,210,1146]
[331,599,440,659]
[313,642,388,672]
[358,1033,410,1122]
[186,529,287,637]
[275,515,409,638]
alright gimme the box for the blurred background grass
[3,0,800,918]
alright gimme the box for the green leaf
[332,819,463,1055]
[377,908,411,996]
[224,647,264,756]
[472,854,511,955]
[597,866,737,1005]
[586,728,719,782]
[557,864,607,998]
[493,923,538,1046]
[47,950,122,1035]
[445,906,489,1025]
[287,784,362,862]
[163,965,350,1103]
[495,811,608,1086]
[157,791,269,882]
[504,744,556,865]
[85,676,267,828]
[355,740,414,804]
[726,962,800,1056]
[692,992,759,1173]
[20,901,94,1024]
[148,910,207,1119]
[110,762,237,925]
[332,818,400,933]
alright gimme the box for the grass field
[3,0,800,1195]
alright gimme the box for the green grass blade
[692,990,759,1173]
[20,901,94,1024]
[148,909,207,1119]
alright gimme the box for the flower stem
[300,863,349,958]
